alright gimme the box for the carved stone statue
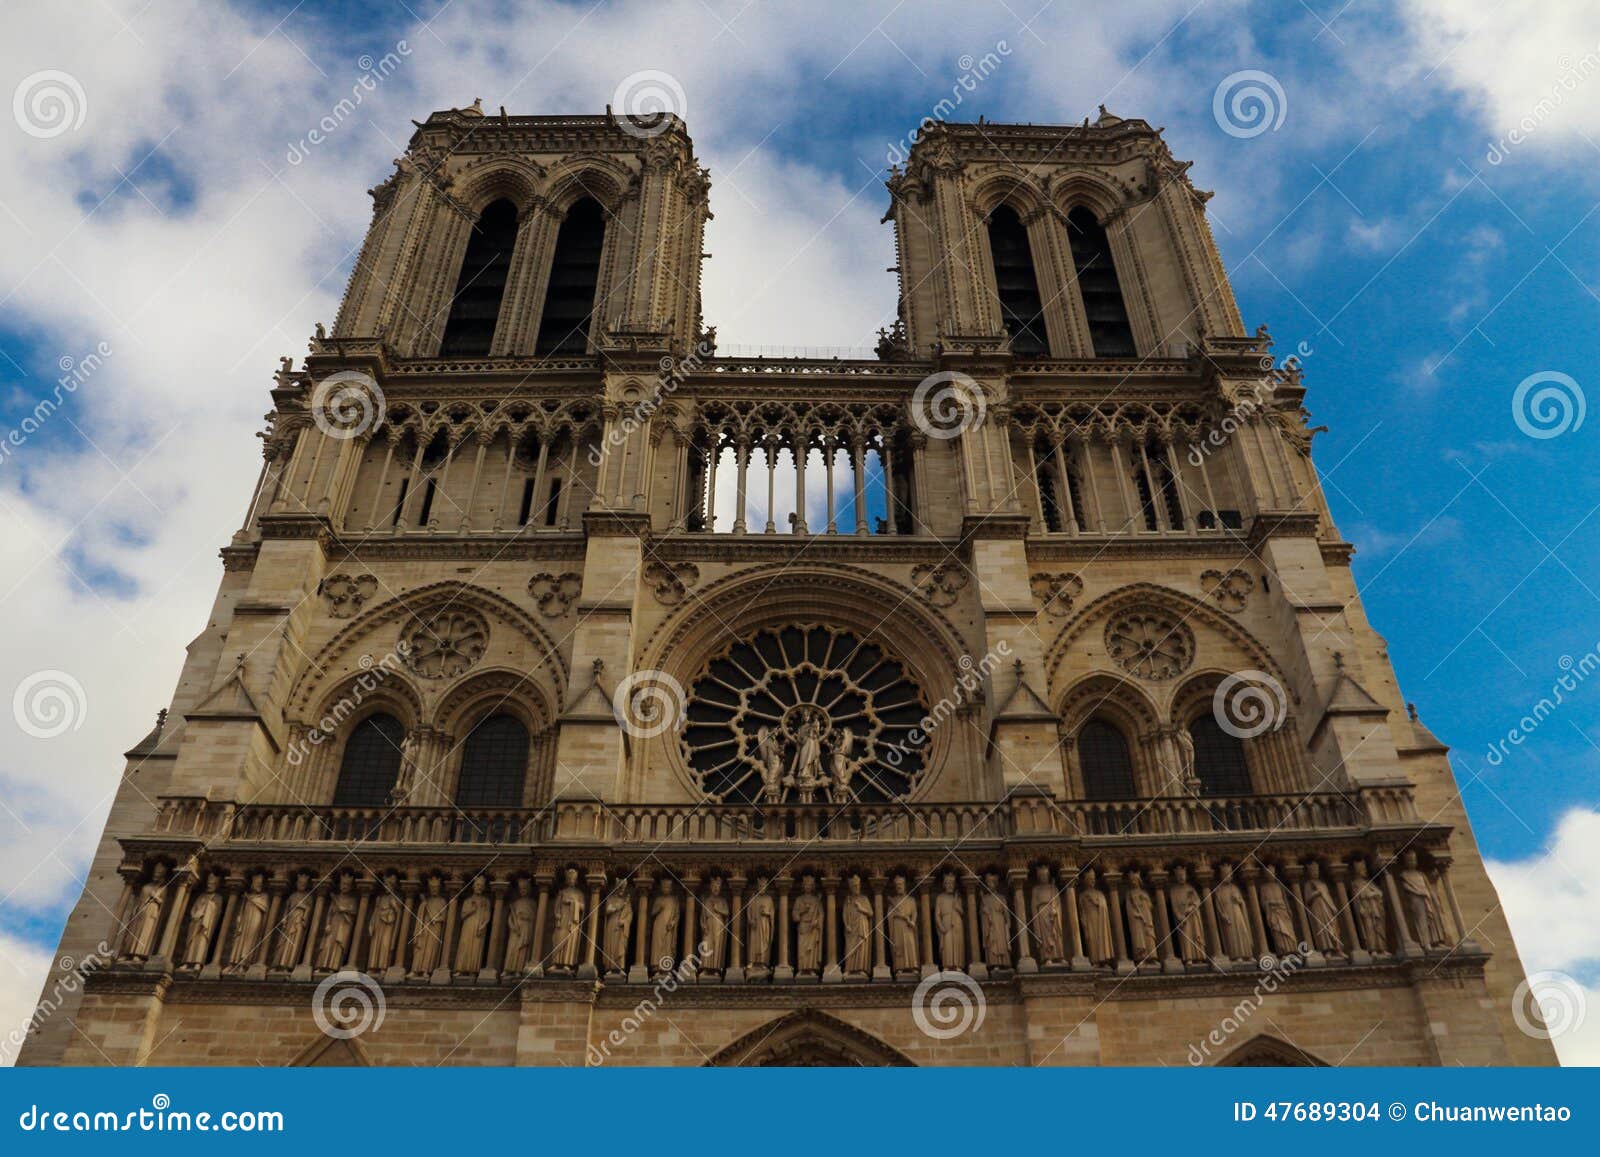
[315,874,357,970]
[602,883,634,972]
[650,879,681,970]
[700,877,731,970]
[1213,864,1254,960]
[181,874,222,967]
[123,863,169,960]
[227,872,270,971]
[1031,864,1065,964]
[272,872,312,969]
[503,877,536,973]
[792,876,824,972]
[393,731,421,804]
[746,876,775,970]
[410,875,448,976]
[934,871,966,969]
[887,875,919,972]
[1398,852,1445,949]
[454,875,492,973]
[841,875,873,974]
[1302,862,1342,953]
[790,715,826,799]
[1258,865,1298,955]
[757,727,784,803]
[1077,868,1114,964]
[550,868,586,970]
[1173,726,1199,794]
[1124,871,1156,961]
[366,874,402,972]
[979,871,1012,967]
[1167,866,1206,963]
[1351,861,1389,953]
[829,729,857,800]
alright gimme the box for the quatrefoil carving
[320,573,378,619]
[910,562,968,608]
[1201,568,1255,613]
[528,572,582,616]
[642,561,699,606]
[1030,572,1084,617]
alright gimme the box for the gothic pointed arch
[451,157,547,216]
[704,1009,914,1067]
[1214,1034,1328,1067]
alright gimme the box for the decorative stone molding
[400,608,490,679]
[1105,608,1194,681]
[528,572,582,616]
[1201,567,1254,613]
[641,560,699,606]
[909,561,968,608]
[319,573,378,619]
[1030,571,1084,616]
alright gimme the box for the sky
[1,0,1598,1064]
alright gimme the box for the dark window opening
[986,205,1048,357]
[455,714,530,807]
[332,713,406,806]
[390,477,409,526]
[1133,461,1158,531]
[1189,714,1253,796]
[1066,206,1136,357]
[1079,719,1137,799]
[543,476,562,526]
[518,477,536,526]
[440,199,519,357]
[535,198,606,356]
[1036,456,1063,532]
[1151,444,1184,530]
[417,477,436,526]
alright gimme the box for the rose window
[1105,608,1194,680]
[681,624,931,803]
[401,608,489,678]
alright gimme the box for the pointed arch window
[440,199,519,357]
[455,713,530,807]
[535,198,606,355]
[1066,206,1136,357]
[331,713,406,806]
[1078,718,1137,799]
[1189,714,1252,796]
[986,205,1048,357]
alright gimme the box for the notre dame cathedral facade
[21,104,1554,1067]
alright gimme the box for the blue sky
[2,0,1598,1059]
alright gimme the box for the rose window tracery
[681,624,931,804]
[1105,608,1194,680]
[400,608,489,678]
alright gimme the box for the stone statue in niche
[315,873,357,971]
[392,732,421,804]
[934,871,966,969]
[757,727,784,803]
[829,729,857,801]
[1213,864,1254,960]
[503,877,536,973]
[550,868,586,971]
[123,863,169,960]
[410,875,448,976]
[887,875,919,973]
[366,874,403,972]
[979,871,1012,968]
[1351,861,1389,953]
[1124,871,1157,961]
[1031,865,1065,965]
[454,875,492,973]
[1398,852,1446,949]
[746,876,775,972]
[272,872,313,969]
[602,883,634,973]
[792,876,824,973]
[841,874,873,974]
[650,878,681,970]
[1167,866,1207,963]
[788,714,827,802]
[1257,865,1298,955]
[1172,726,1200,795]
[180,874,222,967]
[227,871,270,971]
[1077,868,1114,964]
[700,876,731,971]
[1302,862,1342,953]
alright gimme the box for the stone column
[1194,862,1223,964]
[916,881,936,978]
[347,884,372,970]
[486,877,509,979]
[870,874,891,981]
[1329,864,1366,965]
[628,875,652,984]
[1240,864,1268,958]
[1104,869,1132,974]
[152,869,194,973]
[1380,858,1422,958]
[1008,868,1037,973]
[962,874,987,980]
[726,874,747,983]
[1061,863,1089,971]
[1434,856,1477,951]
[581,871,605,979]
[529,871,553,978]
[822,875,842,984]
[202,878,242,980]
[773,876,794,981]
[1151,870,1182,974]
[679,872,700,978]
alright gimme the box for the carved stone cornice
[646,533,965,565]
[1026,535,1253,562]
